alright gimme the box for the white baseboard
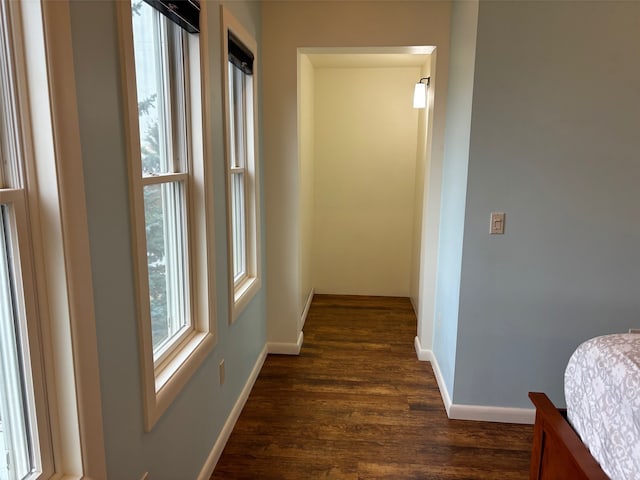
[413,335,433,362]
[448,403,535,425]
[409,296,419,317]
[266,331,304,355]
[197,345,267,480]
[426,345,453,416]
[300,288,314,330]
[420,341,534,424]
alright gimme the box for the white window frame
[1,0,107,478]
[117,1,216,431]
[222,7,261,323]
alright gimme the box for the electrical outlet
[219,359,225,385]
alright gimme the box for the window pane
[143,182,189,356]
[0,205,34,480]
[132,0,186,176]
[227,64,236,168]
[231,172,246,282]
[229,63,246,169]
[229,61,249,285]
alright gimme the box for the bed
[529,333,640,480]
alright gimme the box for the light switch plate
[490,212,505,234]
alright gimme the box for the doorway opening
[297,47,438,348]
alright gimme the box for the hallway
[212,295,532,479]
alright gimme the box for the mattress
[565,333,640,480]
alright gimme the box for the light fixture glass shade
[413,82,426,109]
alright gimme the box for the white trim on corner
[427,347,453,416]
[196,345,267,480]
[413,335,433,362]
[300,288,314,330]
[20,1,107,477]
[448,404,535,425]
[267,331,304,355]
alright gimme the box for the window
[0,1,53,477]
[0,0,106,477]
[0,207,44,479]
[132,0,192,363]
[223,8,261,322]
[229,61,248,285]
[118,0,215,430]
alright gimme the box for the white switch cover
[490,212,505,234]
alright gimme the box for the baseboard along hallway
[211,295,532,479]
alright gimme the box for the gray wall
[450,0,640,408]
[68,1,265,478]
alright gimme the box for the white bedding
[565,333,640,480]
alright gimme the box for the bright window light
[132,0,192,361]
[229,62,248,284]
[0,206,34,480]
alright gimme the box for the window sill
[231,275,261,323]
[144,330,215,430]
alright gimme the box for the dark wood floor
[212,295,533,479]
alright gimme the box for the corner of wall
[431,0,479,401]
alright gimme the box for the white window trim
[116,1,216,431]
[221,6,261,324]
[7,1,108,478]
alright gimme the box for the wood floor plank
[211,295,532,479]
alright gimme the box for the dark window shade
[143,0,200,34]
[228,32,253,75]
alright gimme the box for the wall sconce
[413,76,430,109]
